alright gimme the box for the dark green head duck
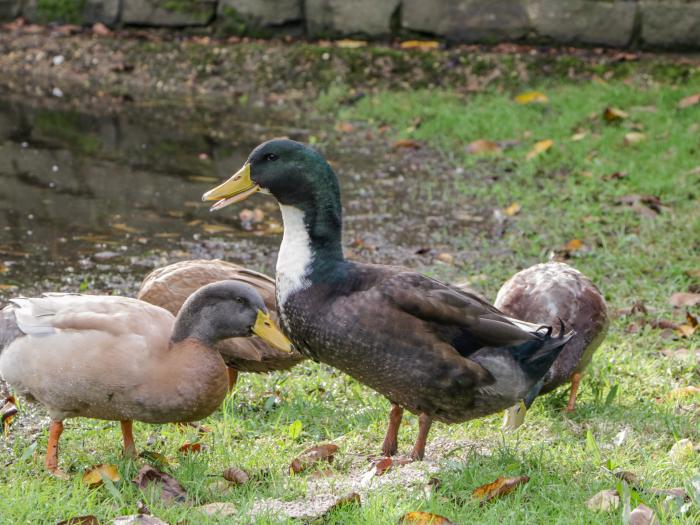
[204,139,573,460]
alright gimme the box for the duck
[138,259,305,389]
[201,139,573,460]
[490,262,608,429]
[0,281,291,477]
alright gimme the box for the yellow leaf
[571,132,587,141]
[603,107,628,122]
[667,385,700,399]
[111,223,139,234]
[399,511,455,524]
[565,239,584,251]
[466,139,502,154]
[472,475,530,503]
[624,132,646,145]
[336,39,367,48]
[514,91,548,105]
[525,139,554,160]
[399,40,440,50]
[202,224,234,234]
[677,93,700,109]
[82,464,120,487]
[504,202,521,216]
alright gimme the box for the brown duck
[0,281,290,477]
[138,260,305,389]
[201,139,574,460]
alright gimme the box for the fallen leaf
[139,450,169,466]
[629,503,658,525]
[514,91,548,104]
[374,457,393,476]
[525,139,553,160]
[472,475,529,503]
[400,40,440,50]
[393,139,421,150]
[336,39,367,48]
[615,194,664,217]
[677,93,700,109]
[603,171,627,181]
[466,139,501,154]
[195,502,237,516]
[660,347,700,360]
[677,312,698,337]
[0,263,7,273]
[289,443,338,474]
[57,517,100,525]
[1,396,17,434]
[669,439,695,462]
[111,223,139,234]
[624,132,646,145]
[399,511,455,524]
[222,467,249,485]
[435,253,454,265]
[603,107,629,122]
[113,516,168,525]
[669,292,700,308]
[82,464,120,487]
[178,442,202,454]
[565,239,584,251]
[571,132,587,141]
[504,202,521,216]
[90,22,111,36]
[133,465,187,503]
[201,224,234,234]
[336,121,355,133]
[328,492,361,511]
[586,489,620,511]
[668,386,700,399]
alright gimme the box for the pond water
[0,91,485,298]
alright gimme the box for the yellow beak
[202,163,259,211]
[251,310,293,353]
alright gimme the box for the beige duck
[0,281,290,477]
[138,259,305,389]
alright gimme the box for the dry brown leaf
[139,450,169,466]
[603,171,627,181]
[399,511,455,524]
[624,132,646,145]
[328,492,361,511]
[223,467,249,485]
[504,202,521,216]
[669,292,700,308]
[111,223,139,234]
[603,107,629,122]
[91,23,111,36]
[178,442,203,454]
[0,263,7,274]
[514,91,548,105]
[525,139,553,160]
[201,224,234,234]
[57,516,100,525]
[393,139,421,150]
[113,516,167,525]
[195,502,237,516]
[435,253,454,265]
[133,465,187,503]
[336,39,367,48]
[565,239,584,251]
[466,139,502,155]
[336,121,355,133]
[630,503,658,525]
[82,464,120,487]
[677,312,698,337]
[0,284,18,291]
[374,457,394,476]
[472,475,529,503]
[668,386,700,399]
[677,93,700,109]
[660,347,699,360]
[400,40,440,50]
[289,443,338,474]
[571,132,587,141]
[586,489,620,511]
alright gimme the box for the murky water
[0,92,488,299]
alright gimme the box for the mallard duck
[491,262,608,428]
[201,139,573,460]
[138,260,305,389]
[0,281,290,477]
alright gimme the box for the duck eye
[235,297,244,304]
[265,153,278,162]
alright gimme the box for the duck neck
[276,198,344,304]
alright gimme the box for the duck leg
[409,413,433,461]
[564,372,582,413]
[45,420,68,478]
[120,420,137,457]
[227,368,239,391]
[381,403,404,457]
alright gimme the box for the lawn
[1,47,699,524]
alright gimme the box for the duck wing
[381,272,563,357]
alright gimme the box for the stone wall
[1,0,699,49]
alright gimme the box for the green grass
[1,61,699,523]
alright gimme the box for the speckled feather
[494,262,608,394]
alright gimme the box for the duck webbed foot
[409,413,433,461]
[381,403,404,457]
[45,420,69,479]
[120,420,137,457]
[564,372,582,413]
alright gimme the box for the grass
[1,56,699,523]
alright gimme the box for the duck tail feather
[0,306,23,355]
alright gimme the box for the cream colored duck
[138,260,305,389]
[0,281,290,477]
